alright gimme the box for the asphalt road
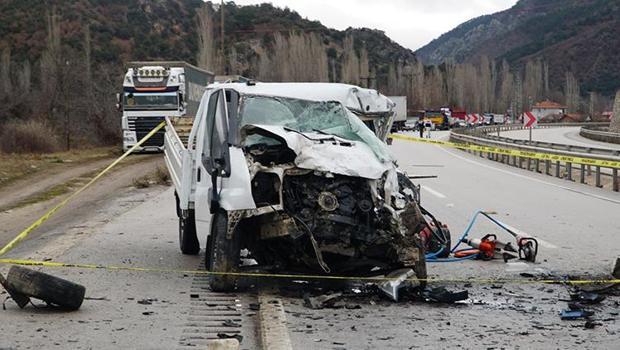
[500,127,620,151]
[1,129,619,349]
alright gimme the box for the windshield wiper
[283,126,317,141]
[312,129,353,146]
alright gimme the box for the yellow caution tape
[0,258,618,285]
[0,122,166,257]
[390,133,620,169]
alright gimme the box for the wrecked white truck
[164,82,440,291]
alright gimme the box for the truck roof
[126,61,213,75]
[209,82,395,115]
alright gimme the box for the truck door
[194,89,230,228]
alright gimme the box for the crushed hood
[242,124,394,179]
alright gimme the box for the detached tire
[179,210,200,255]
[208,210,241,292]
[5,266,85,310]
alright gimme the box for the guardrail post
[566,162,573,181]
[555,161,561,178]
[545,160,551,175]
[535,159,541,173]
[580,164,586,184]
[526,158,532,171]
[595,166,602,188]
[519,157,524,168]
[614,168,619,192]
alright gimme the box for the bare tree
[1,48,10,97]
[565,71,580,113]
[197,3,219,73]
[610,91,620,133]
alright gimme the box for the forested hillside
[0,0,418,152]
[416,0,620,96]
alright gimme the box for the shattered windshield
[239,95,392,162]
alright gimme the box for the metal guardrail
[449,123,619,192]
[580,125,620,145]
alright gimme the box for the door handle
[197,168,201,182]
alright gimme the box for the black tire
[208,210,241,292]
[5,265,85,310]
[179,210,200,255]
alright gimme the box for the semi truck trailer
[118,61,214,152]
[388,96,407,132]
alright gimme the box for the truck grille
[127,116,165,147]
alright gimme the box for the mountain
[416,0,620,95]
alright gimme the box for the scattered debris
[570,291,605,304]
[222,320,241,327]
[377,268,417,302]
[420,287,469,303]
[217,333,243,343]
[560,309,594,320]
[303,293,343,309]
[137,298,157,305]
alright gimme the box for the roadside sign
[523,111,537,128]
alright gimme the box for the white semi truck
[388,96,407,132]
[162,82,453,292]
[119,61,214,152]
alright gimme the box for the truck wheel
[208,210,241,292]
[4,265,86,310]
[179,210,200,255]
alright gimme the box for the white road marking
[437,146,620,205]
[422,185,447,199]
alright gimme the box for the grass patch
[6,182,74,210]
[0,147,116,190]
[132,175,153,189]
[132,166,171,189]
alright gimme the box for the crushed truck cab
[164,82,428,291]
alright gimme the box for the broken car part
[377,268,418,302]
[420,287,469,303]
[560,309,594,320]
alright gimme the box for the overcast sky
[230,0,518,50]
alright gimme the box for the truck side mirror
[116,93,122,111]
[204,90,231,177]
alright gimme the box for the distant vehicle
[451,108,467,121]
[483,113,494,125]
[118,61,214,152]
[452,119,467,128]
[388,96,407,132]
[492,114,506,124]
[424,110,449,130]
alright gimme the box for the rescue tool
[425,210,540,263]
